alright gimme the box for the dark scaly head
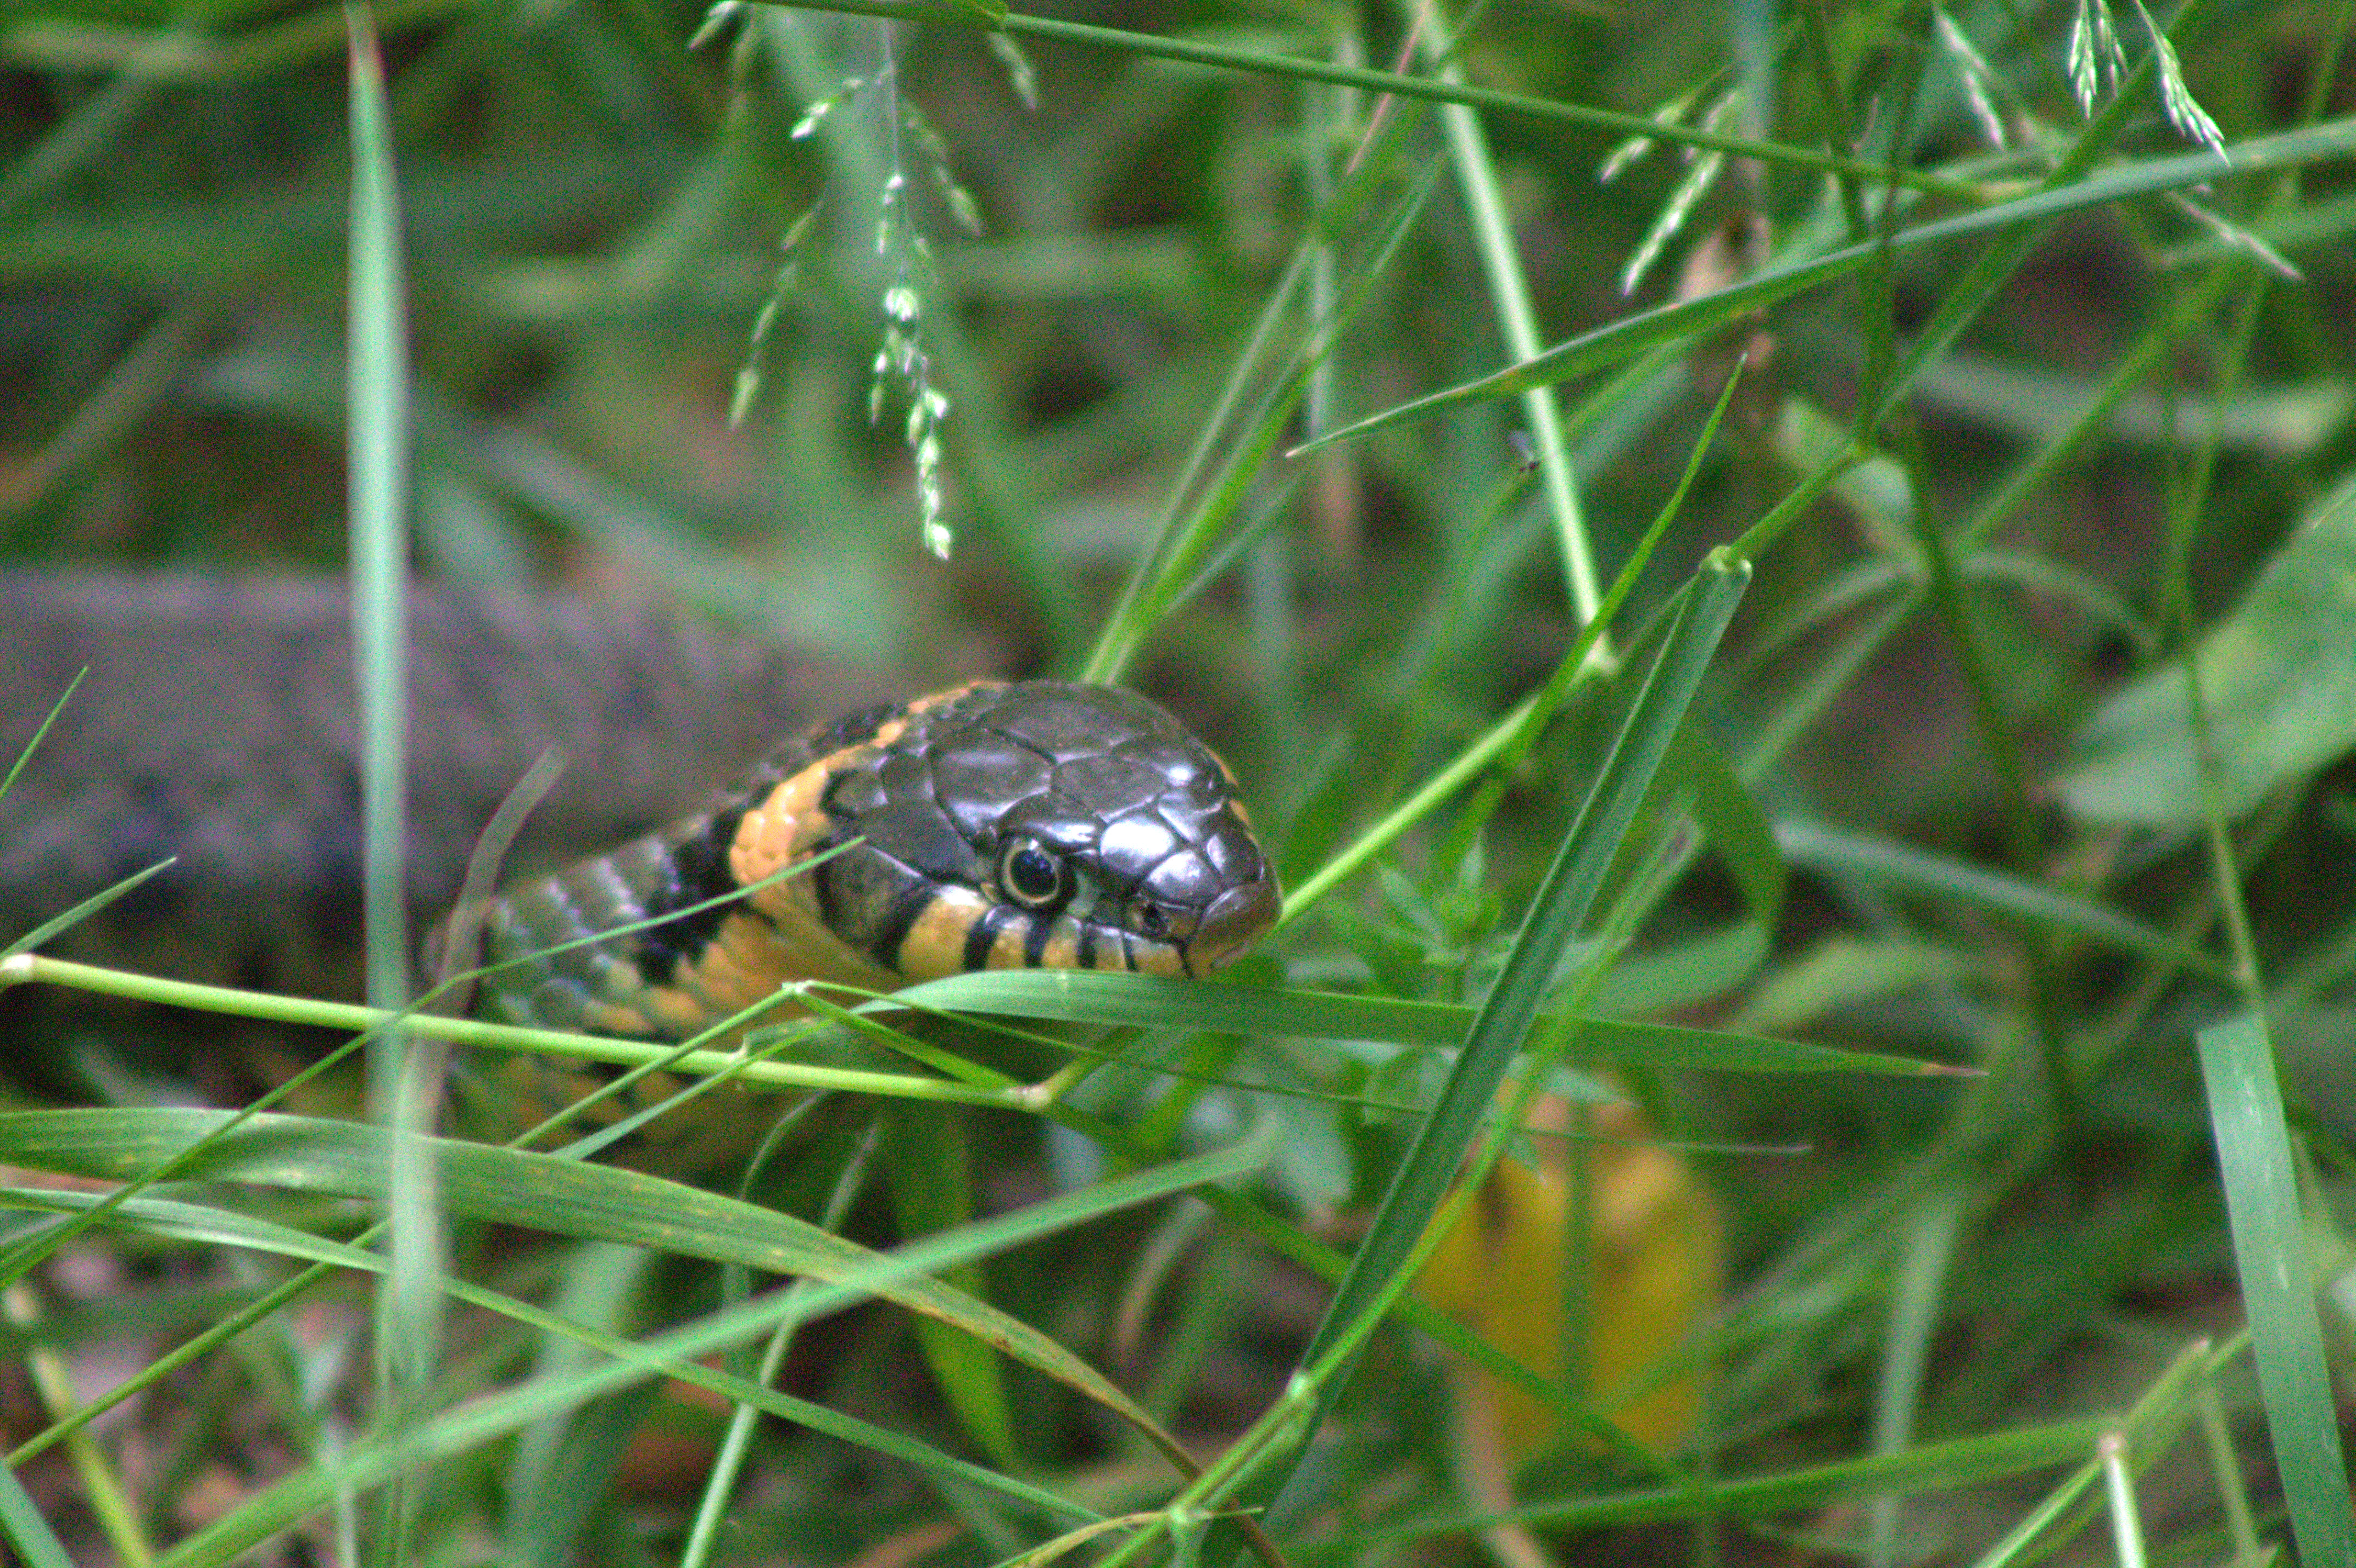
[767,680,1280,983]
[468,680,1280,1042]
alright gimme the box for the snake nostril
[1132,900,1203,944]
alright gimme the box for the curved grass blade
[0,1107,1246,1448]
[0,1106,1276,1518]
[0,1184,1092,1528]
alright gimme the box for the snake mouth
[1183,876,1281,973]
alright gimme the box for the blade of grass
[0,1456,75,1568]
[1428,359,1751,874]
[0,953,1020,1105]
[0,1184,1087,1528]
[344,0,411,1023]
[2197,1015,2356,1568]
[765,0,1980,191]
[3,0,471,80]
[0,1106,1275,1483]
[1773,818,2229,977]
[1277,360,1748,923]
[1238,553,1750,1535]
[794,979,1623,1443]
[1298,113,2356,451]
[1,858,176,962]
[4,1281,151,1566]
[1411,0,1604,640]
[7,1119,1273,1567]
[0,670,85,809]
[1393,1335,2230,1541]
[1866,1190,1967,1568]
[680,1125,883,1568]
[892,971,1962,1078]
[1084,141,1451,683]
[347,15,438,1524]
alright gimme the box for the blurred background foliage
[4,0,2356,1562]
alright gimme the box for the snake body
[2,575,1278,1059]
[1,573,880,1003]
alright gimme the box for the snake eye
[998,839,1070,910]
[1136,904,1170,941]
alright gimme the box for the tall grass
[1,1,2353,1564]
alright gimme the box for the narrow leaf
[2198,1015,2356,1568]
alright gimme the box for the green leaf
[0,1106,1261,1479]
[1732,936,1975,1035]
[1774,817,2227,975]
[0,668,82,810]
[0,1185,1087,1529]
[2198,1015,2356,1568]
[1670,721,1786,930]
[1918,354,2351,456]
[2058,473,2356,825]
[0,1457,75,1568]
[883,1102,1018,1466]
[892,970,1956,1077]
[1244,555,1751,1524]
[2,855,177,962]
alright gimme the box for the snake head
[469,679,1282,1046]
[803,681,1280,982]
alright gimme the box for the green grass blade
[0,669,84,810]
[0,953,1015,1106]
[1084,144,1449,683]
[344,0,411,1018]
[1867,1190,1968,1568]
[1236,553,1749,1524]
[0,1107,1273,1469]
[0,1455,75,1568]
[1392,1339,2231,1543]
[1774,818,2229,977]
[346,18,429,1518]
[1402,1415,2111,1537]
[1418,0,1602,632]
[1,857,175,962]
[0,1184,1091,1533]
[1279,360,1749,926]
[772,0,1979,189]
[883,1103,1018,1466]
[1297,114,2356,450]
[5,0,471,81]
[2198,1014,2356,1568]
[116,1117,1273,1568]
[891,971,1963,1078]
